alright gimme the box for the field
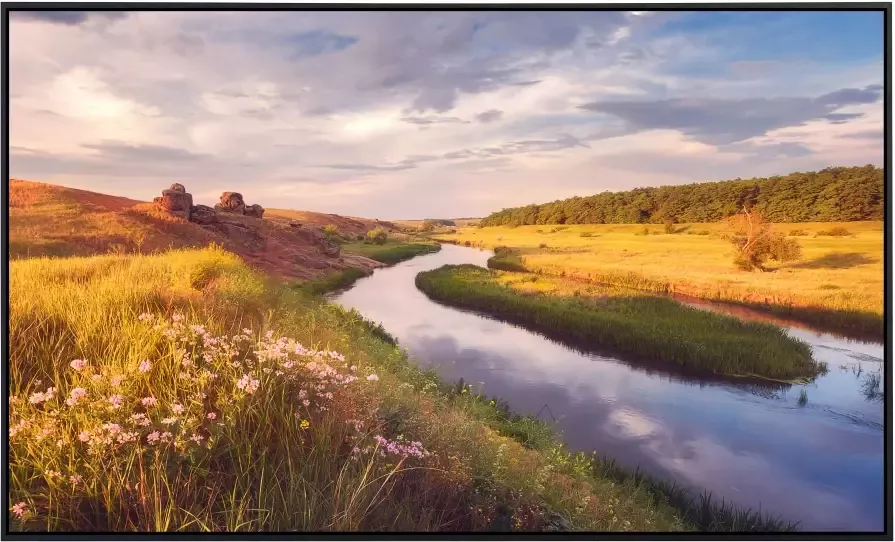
[9,246,706,533]
[416,265,822,381]
[434,221,884,337]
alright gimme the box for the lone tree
[727,206,801,271]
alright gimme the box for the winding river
[332,244,885,532]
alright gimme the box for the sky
[8,9,885,219]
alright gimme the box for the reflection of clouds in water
[647,436,872,531]
[606,408,661,439]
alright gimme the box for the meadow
[434,221,884,337]
[10,246,731,533]
[415,265,823,381]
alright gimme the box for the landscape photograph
[3,5,890,536]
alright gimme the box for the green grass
[297,268,373,295]
[9,246,704,533]
[342,241,441,265]
[415,265,825,381]
[434,222,883,338]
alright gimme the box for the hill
[480,165,884,227]
[8,179,401,280]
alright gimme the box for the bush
[663,221,676,234]
[365,228,388,245]
[322,224,340,239]
[789,229,808,236]
[580,232,597,238]
[816,227,852,237]
[728,209,801,271]
[635,226,651,236]
[538,243,548,249]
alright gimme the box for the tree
[727,207,801,271]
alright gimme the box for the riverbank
[10,246,697,532]
[342,240,440,265]
[434,221,883,338]
[415,264,825,381]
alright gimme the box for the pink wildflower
[138,359,151,373]
[78,431,91,442]
[10,502,27,519]
[189,433,204,444]
[146,431,161,445]
[367,374,379,382]
[138,313,153,322]
[108,395,124,409]
[141,396,158,408]
[65,388,88,407]
[70,359,88,371]
[70,475,83,485]
[172,403,184,415]
[206,412,217,420]
[110,375,125,387]
[236,374,259,394]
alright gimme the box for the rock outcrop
[151,183,339,259]
[153,183,193,220]
[214,192,264,218]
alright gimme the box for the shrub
[727,208,802,271]
[663,221,676,234]
[538,243,548,249]
[579,232,597,238]
[365,228,388,245]
[635,226,651,236]
[816,227,852,237]
[322,224,340,239]
[789,229,808,236]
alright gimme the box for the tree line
[479,165,884,226]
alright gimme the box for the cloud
[578,84,882,144]
[475,109,503,123]
[9,10,129,25]
[7,11,884,218]
[401,115,468,125]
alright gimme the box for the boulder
[215,220,266,251]
[190,204,217,225]
[169,183,186,193]
[218,192,246,214]
[292,225,340,257]
[244,203,265,219]
[153,189,193,220]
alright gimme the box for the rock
[216,221,266,251]
[289,221,302,228]
[190,204,217,225]
[244,203,265,219]
[542,513,570,532]
[169,183,186,193]
[153,189,193,220]
[319,240,341,257]
[292,225,341,257]
[218,192,246,214]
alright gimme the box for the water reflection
[333,244,884,531]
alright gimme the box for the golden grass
[8,246,689,532]
[435,221,884,336]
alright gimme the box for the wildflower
[78,430,91,442]
[161,417,178,425]
[242,328,253,335]
[302,399,310,407]
[9,395,18,405]
[70,475,83,485]
[138,359,151,373]
[70,359,88,371]
[172,313,183,322]
[172,403,184,415]
[367,374,379,382]
[138,313,153,322]
[10,502,27,519]
[103,423,122,435]
[141,397,158,408]
[110,375,125,387]
[206,412,217,421]
[146,431,161,445]
[189,433,204,444]
[300,419,310,430]
[65,388,88,407]
[44,469,63,478]
[350,365,357,372]
[108,395,124,409]
[92,374,103,382]
[29,387,57,405]
[131,413,151,427]
[160,431,173,442]
[236,374,259,394]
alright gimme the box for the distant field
[435,221,884,336]
[393,218,481,230]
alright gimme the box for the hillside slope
[8,179,388,280]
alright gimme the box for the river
[332,243,885,532]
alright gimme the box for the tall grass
[9,247,697,532]
[297,268,373,295]
[415,265,825,381]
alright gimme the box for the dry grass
[435,221,883,336]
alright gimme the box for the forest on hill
[480,165,884,226]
